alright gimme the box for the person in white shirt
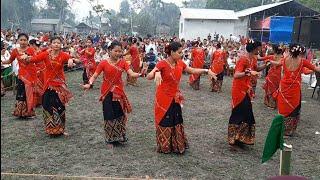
[182,49,191,66]
[1,42,10,66]
[9,42,19,76]
[1,41,11,96]
[145,38,157,55]
[94,47,102,63]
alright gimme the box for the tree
[37,0,77,27]
[205,0,274,11]
[130,0,148,10]
[1,0,35,30]
[38,0,68,19]
[135,1,180,36]
[297,0,320,12]
[182,1,190,8]
[120,0,130,18]
[160,3,180,35]
[136,11,154,35]
[187,0,207,8]
[87,0,110,30]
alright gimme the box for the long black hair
[17,33,29,40]
[272,44,284,55]
[107,40,122,50]
[289,43,305,58]
[127,37,137,44]
[164,42,182,56]
[50,36,62,43]
[246,39,261,53]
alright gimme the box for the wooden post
[280,143,292,175]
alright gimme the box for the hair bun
[246,39,255,45]
[289,44,305,58]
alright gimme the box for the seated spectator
[227,51,237,76]
[145,48,157,70]
[183,49,191,67]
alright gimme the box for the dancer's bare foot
[229,144,240,152]
[106,143,113,149]
[63,132,69,137]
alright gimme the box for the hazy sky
[71,0,184,21]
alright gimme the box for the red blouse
[189,48,205,83]
[155,59,186,125]
[231,55,255,108]
[30,51,70,90]
[191,48,205,68]
[129,45,140,72]
[263,55,282,95]
[9,47,37,82]
[82,47,95,65]
[95,59,129,100]
[277,58,316,116]
[95,59,132,113]
[211,49,227,74]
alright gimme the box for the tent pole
[261,11,266,42]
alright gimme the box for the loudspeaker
[292,17,320,48]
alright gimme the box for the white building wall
[234,16,249,37]
[31,24,56,32]
[180,19,235,41]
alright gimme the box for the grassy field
[1,70,320,179]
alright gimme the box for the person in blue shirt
[93,33,100,44]
[145,48,157,70]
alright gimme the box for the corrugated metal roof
[31,19,72,28]
[31,19,60,24]
[180,8,238,20]
[63,23,72,28]
[236,0,292,17]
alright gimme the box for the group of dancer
[2,32,320,154]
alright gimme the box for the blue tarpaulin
[270,16,294,44]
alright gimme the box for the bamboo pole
[279,143,293,175]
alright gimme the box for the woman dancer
[83,40,148,148]
[80,38,96,87]
[275,44,320,136]
[263,44,283,109]
[2,33,40,118]
[27,36,77,136]
[147,42,216,154]
[228,40,263,146]
[123,37,141,86]
[189,41,205,90]
[210,43,227,92]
